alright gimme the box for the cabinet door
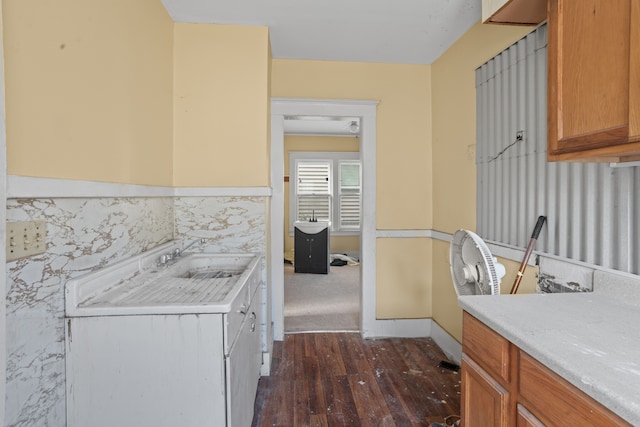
[516,404,545,427]
[461,356,510,427]
[226,289,263,427]
[629,0,640,139]
[548,0,637,159]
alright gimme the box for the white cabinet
[66,264,263,427]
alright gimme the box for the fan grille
[450,229,502,296]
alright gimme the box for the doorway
[270,98,378,341]
[282,121,361,332]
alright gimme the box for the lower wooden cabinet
[462,356,510,426]
[516,405,544,427]
[462,312,631,427]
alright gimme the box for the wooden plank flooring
[252,333,461,427]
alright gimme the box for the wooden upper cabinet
[548,0,640,161]
[482,0,547,25]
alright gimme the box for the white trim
[429,230,453,242]
[376,229,434,238]
[8,176,173,198]
[609,161,640,168]
[173,187,271,197]
[271,98,378,341]
[260,352,271,376]
[430,229,536,266]
[431,321,462,365]
[362,318,431,339]
[7,175,271,199]
[0,11,7,417]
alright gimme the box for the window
[290,152,361,235]
[296,160,332,222]
[338,161,361,230]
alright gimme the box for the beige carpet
[284,263,360,333]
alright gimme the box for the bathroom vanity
[294,220,330,274]
[65,243,263,427]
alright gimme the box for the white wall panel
[476,24,640,275]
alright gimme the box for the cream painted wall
[272,60,432,319]
[432,239,538,341]
[272,60,432,229]
[3,0,174,186]
[173,24,270,187]
[431,22,536,340]
[283,135,360,254]
[377,238,432,319]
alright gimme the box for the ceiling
[161,0,482,65]
[161,0,482,135]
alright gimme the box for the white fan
[450,230,506,296]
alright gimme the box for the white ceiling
[161,0,482,135]
[161,0,482,65]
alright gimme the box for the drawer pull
[238,304,248,315]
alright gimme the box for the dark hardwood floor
[252,332,461,427]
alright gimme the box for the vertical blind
[476,24,640,275]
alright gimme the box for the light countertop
[459,291,640,425]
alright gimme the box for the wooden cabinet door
[516,404,545,427]
[461,356,510,427]
[548,0,640,160]
[629,0,640,140]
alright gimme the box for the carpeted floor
[284,263,360,333]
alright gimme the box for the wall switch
[6,220,47,261]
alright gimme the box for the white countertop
[459,291,640,425]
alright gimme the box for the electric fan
[449,230,506,296]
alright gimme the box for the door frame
[270,98,378,340]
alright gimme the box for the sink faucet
[156,238,206,266]
[178,238,206,257]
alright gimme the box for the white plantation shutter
[339,162,361,229]
[296,161,331,222]
[290,152,361,234]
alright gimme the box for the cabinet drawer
[463,312,511,384]
[519,352,630,426]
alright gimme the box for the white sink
[65,245,260,316]
[294,220,330,234]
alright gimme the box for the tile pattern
[5,195,268,427]
[174,197,267,254]
[5,197,173,427]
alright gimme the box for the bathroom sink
[294,220,331,234]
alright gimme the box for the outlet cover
[6,220,47,261]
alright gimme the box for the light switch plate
[6,220,47,261]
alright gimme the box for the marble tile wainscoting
[174,196,269,354]
[5,197,174,427]
[5,193,269,427]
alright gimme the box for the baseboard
[362,318,431,339]
[430,321,462,365]
[260,352,271,376]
